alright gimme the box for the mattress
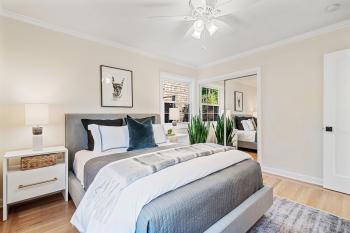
[237,130,256,142]
[73,142,176,187]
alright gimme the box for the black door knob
[325,126,333,132]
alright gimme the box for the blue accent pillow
[126,117,157,151]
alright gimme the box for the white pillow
[88,124,129,152]
[241,120,255,131]
[152,124,168,144]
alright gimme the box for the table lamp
[25,104,49,151]
[169,108,180,126]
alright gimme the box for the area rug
[249,197,350,233]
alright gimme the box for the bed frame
[65,113,273,233]
[238,141,257,151]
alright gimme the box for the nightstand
[167,133,189,145]
[3,146,68,221]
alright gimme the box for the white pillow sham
[88,123,168,152]
[88,124,129,152]
[241,119,255,131]
[152,124,168,144]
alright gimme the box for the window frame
[160,72,195,127]
[200,85,224,122]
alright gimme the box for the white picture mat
[101,66,133,107]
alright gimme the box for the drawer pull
[18,177,58,189]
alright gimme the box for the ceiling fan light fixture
[193,19,204,32]
[206,21,218,36]
[192,30,202,39]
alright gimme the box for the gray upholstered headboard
[65,113,160,170]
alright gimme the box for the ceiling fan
[149,0,253,39]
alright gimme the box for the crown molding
[199,19,350,69]
[1,6,350,71]
[0,8,197,69]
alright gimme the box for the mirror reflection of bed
[232,114,258,161]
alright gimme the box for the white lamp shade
[206,21,218,36]
[25,104,49,125]
[192,30,202,39]
[169,108,180,121]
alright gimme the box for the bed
[65,113,272,233]
[234,115,258,151]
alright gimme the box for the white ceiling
[2,0,350,67]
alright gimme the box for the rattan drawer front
[7,163,65,204]
[21,153,59,170]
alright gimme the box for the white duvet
[71,148,251,233]
[237,130,256,142]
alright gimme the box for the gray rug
[249,197,350,233]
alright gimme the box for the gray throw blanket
[92,143,231,191]
[84,144,178,190]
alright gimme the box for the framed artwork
[234,91,243,112]
[100,65,133,107]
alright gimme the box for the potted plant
[187,116,209,144]
[213,114,235,146]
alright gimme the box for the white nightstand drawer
[7,163,66,204]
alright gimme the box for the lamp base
[32,127,43,151]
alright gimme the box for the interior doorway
[198,68,262,163]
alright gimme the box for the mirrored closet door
[199,74,258,161]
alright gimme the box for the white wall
[0,16,197,196]
[199,27,350,182]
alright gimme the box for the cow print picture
[100,65,133,107]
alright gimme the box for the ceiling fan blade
[184,25,195,39]
[215,0,261,17]
[119,1,179,8]
[218,13,245,26]
[148,15,196,21]
[212,19,233,33]
[215,0,233,8]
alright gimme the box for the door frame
[198,67,263,164]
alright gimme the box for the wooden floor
[1,173,349,232]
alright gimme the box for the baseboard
[262,165,323,186]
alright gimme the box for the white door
[323,49,350,194]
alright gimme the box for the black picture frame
[234,91,243,112]
[100,65,133,108]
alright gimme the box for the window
[161,79,192,123]
[201,87,220,122]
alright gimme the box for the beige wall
[199,27,350,180]
[225,79,257,115]
[0,16,197,193]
